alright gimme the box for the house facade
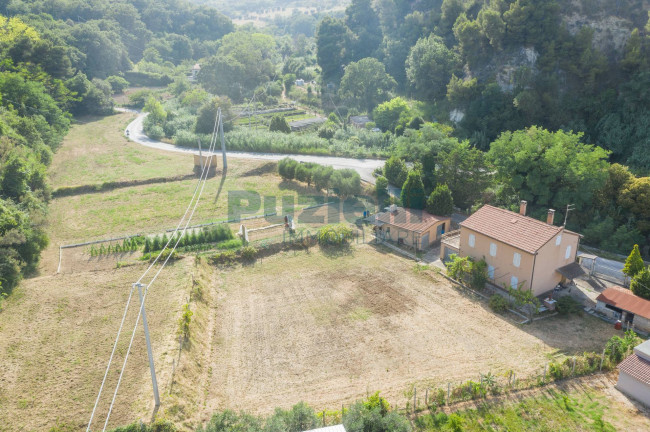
[595,286,650,333]
[617,339,650,407]
[441,202,581,296]
[373,206,450,251]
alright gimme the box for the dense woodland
[0,0,234,294]
[1,0,649,295]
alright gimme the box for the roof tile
[596,286,650,320]
[619,354,650,386]
[460,205,563,254]
[376,207,448,233]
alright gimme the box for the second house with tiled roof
[441,201,582,296]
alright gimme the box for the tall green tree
[345,0,383,61]
[383,156,408,188]
[488,127,610,214]
[623,245,645,278]
[372,97,410,133]
[316,16,352,85]
[437,141,492,209]
[400,170,426,210]
[631,267,650,300]
[199,32,277,101]
[427,184,454,216]
[339,58,396,112]
[406,34,460,102]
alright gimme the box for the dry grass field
[0,259,193,431]
[162,245,620,427]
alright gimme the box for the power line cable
[100,113,221,431]
[86,112,220,431]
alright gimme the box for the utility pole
[563,204,575,226]
[218,108,227,170]
[197,139,203,173]
[135,283,160,407]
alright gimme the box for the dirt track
[197,244,618,420]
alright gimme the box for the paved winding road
[120,109,385,184]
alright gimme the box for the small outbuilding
[617,339,650,407]
[595,286,650,333]
[371,206,450,251]
[193,154,218,177]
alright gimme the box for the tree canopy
[339,58,396,113]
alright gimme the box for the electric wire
[86,112,220,431]
[100,113,221,431]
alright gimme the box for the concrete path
[119,109,385,184]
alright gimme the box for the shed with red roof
[596,286,650,333]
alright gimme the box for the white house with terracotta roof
[596,286,650,333]
[617,339,650,407]
[441,201,582,296]
[372,206,450,251]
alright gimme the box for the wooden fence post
[425,388,428,406]
[413,387,416,412]
[447,383,450,405]
[600,348,606,371]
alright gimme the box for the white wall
[617,370,650,407]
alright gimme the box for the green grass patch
[415,389,616,431]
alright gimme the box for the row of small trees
[278,157,362,196]
[143,225,234,253]
[89,237,145,256]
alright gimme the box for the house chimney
[547,209,555,225]
[519,200,527,216]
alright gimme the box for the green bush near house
[489,294,509,314]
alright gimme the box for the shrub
[556,295,582,315]
[427,184,454,216]
[318,224,354,245]
[145,124,164,140]
[216,238,243,249]
[278,157,298,180]
[606,331,642,362]
[208,250,237,266]
[157,248,179,262]
[127,89,154,108]
[489,294,509,313]
[383,156,408,188]
[106,75,129,94]
[177,303,193,340]
[294,163,314,186]
[469,259,488,291]
[330,169,361,197]
[446,254,471,281]
[631,266,650,299]
[375,176,388,197]
[240,246,258,261]
[318,123,336,139]
[269,114,291,133]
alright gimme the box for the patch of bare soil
[194,244,618,422]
